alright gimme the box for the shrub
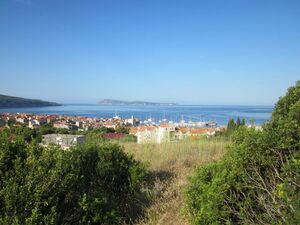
[115,126,130,134]
[185,81,300,224]
[0,138,147,224]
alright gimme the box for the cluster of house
[130,124,222,144]
[39,125,221,149]
[39,124,221,149]
[0,113,222,148]
[0,113,139,130]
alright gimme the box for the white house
[42,134,85,149]
[28,120,41,129]
[135,124,176,144]
[124,116,140,126]
[136,126,157,144]
[16,117,28,124]
[157,123,176,143]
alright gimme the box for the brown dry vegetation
[122,138,229,225]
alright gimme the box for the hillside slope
[0,94,61,108]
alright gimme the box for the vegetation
[224,117,245,136]
[123,137,228,225]
[115,126,130,134]
[1,82,298,224]
[185,81,300,224]
[0,123,135,145]
[0,120,227,224]
[0,131,147,224]
[0,94,61,108]
[85,126,135,144]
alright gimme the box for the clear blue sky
[0,0,299,105]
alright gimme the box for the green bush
[120,134,137,143]
[115,126,130,134]
[185,81,300,224]
[0,136,147,224]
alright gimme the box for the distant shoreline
[98,99,177,106]
[0,104,273,126]
[60,103,274,108]
[0,94,61,109]
[0,103,274,109]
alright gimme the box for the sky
[0,0,299,105]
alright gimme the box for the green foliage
[226,118,236,134]
[236,117,241,127]
[115,126,130,134]
[92,126,115,134]
[0,134,147,224]
[1,124,37,143]
[40,123,55,135]
[185,81,300,224]
[241,118,245,126]
[85,130,106,145]
[84,126,138,144]
[120,134,137,143]
[217,117,246,137]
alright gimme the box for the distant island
[98,99,177,106]
[0,94,61,108]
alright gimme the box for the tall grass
[123,137,227,171]
[121,137,229,225]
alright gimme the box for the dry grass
[121,137,228,225]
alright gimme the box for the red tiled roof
[159,123,170,128]
[103,133,125,139]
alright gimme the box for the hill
[98,99,177,106]
[0,94,61,108]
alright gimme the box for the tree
[226,118,236,134]
[185,81,300,224]
[115,126,130,134]
[241,118,246,126]
[236,117,241,127]
[39,123,55,135]
[249,118,255,125]
[92,126,115,134]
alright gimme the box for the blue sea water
[0,104,273,125]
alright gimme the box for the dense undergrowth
[0,136,147,224]
[185,81,300,224]
[123,138,228,225]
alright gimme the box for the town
[0,112,222,148]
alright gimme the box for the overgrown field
[122,138,229,225]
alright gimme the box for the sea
[0,104,273,126]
